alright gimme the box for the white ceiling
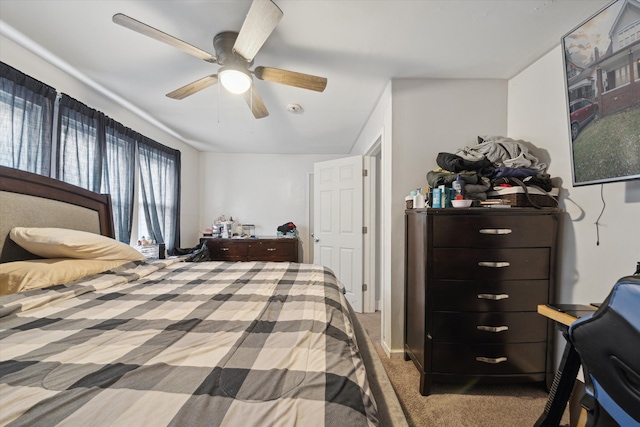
[0,0,610,154]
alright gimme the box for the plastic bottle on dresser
[432,187,442,208]
[438,185,448,207]
[413,188,425,208]
[452,174,465,200]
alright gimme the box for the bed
[0,165,406,427]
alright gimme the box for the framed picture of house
[561,0,640,186]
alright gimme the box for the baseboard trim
[381,340,405,359]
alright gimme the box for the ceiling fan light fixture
[219,66,252,94]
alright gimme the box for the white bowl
[451,199,473,208]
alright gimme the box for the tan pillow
[10,227,145,261]
[0,258,130,295]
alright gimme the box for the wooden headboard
[0,165,115,263]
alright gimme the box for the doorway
[364,138,382,313]
[308,145,381,313]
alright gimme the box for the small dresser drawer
[432,279,549,311]
[201,238,299,262]
[248,240,296,262]
[432,214,556,248]
[433,248,550,280]
[432,312,548,343]
[432,342,546,375]
[205,241,247,261]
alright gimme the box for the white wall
[0,35,201,248]
[351,83,392,156]
[352,79,509,356]
[198,152,342,263]
[508,45,640,304]
[388,78,509,354]
[351,79,508,355]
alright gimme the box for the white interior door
[313,156,364,312]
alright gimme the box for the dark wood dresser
[404,207,559,395]
[199,237,299,262]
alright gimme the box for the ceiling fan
[113,0,327,119]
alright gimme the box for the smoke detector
[286,103,304,114]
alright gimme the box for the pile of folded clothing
[426,135,557,206]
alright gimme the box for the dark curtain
[0,62,56,175]
[1,63,180,249]
[56,94,136,244]
[56,94,103,192]
[137,137,181,252]
[104,119,136,243]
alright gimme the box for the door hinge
[362,169,368,177]
[362,226,368,234]
[362,284,368,292]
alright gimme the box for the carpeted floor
[356,311,570,427]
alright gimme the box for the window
[137,138,181,252]
[104,119,136,244]
[1,62,180,249]
[618,21,639,48]
[615,65,630,86]
[606,64,631,91]
[57,94,103,191]
[56,95,138,245]
[0,62,56,175]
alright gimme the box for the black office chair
[568,276,640,427]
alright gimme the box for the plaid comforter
[0,260,379,426]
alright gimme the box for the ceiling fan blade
[233,0,283,62]
[242,84,269,119]
[113,13,216,63]
[254,66,327,92]
[166,75,218,100]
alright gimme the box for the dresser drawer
[432,342,546,375]
[248,240,296,262]
[205,240,247,261]
[432,312,547,343]
[201,238,299,262]
[432,279,549,311]
[433,248,550,280]
[432,215,556,248]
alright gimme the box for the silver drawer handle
[267,248,277,251]
[220,247,229,251]
[477,325,509,333]
[477,293,509,300]
[476,356,508,364]
[478,261,510,268]
[479,228,512,235]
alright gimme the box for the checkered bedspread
[0,261,379,426]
